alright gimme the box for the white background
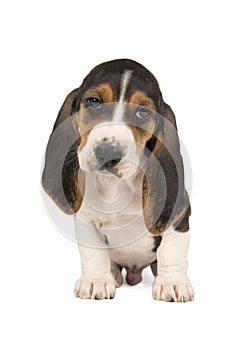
[1,0,233,349]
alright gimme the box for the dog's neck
[82,167,143,216]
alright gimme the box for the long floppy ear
[142,101,191,234]
[42,88,84,214]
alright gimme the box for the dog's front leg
[74,245,116,299]
[152,230,194,302]
[74,214,117,299]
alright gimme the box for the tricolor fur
[42,59,194,301]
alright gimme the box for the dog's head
[42,59,190,234]
[70,60,166,179]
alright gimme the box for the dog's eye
[87,97,102,109]
[136,107,152,119]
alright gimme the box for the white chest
[75,170,157,269]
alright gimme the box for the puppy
[42,59,194,301]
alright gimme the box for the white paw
[152,278,194,302]
[74,274,116,299]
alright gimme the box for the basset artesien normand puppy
[42,59,194,302]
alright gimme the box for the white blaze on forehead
[119,70,133,103]
[113,70,133,122]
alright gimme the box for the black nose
[95,142,123,168]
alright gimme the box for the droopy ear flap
[52,88,80,130]
[42,88,84,214]
[142,102,191,234]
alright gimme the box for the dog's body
[75,167,159,289]
[42,59,194,301]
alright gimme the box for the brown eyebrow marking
[81,84,114,105]
[129,90,156,110]
[77,84,114,152]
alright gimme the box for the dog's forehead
[82,59,161,102]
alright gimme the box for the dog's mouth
[100,158,122,169]
[78,145,139,179]
[98,168,121,177]
[98,159,122,177]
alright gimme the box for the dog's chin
[97,168,121,178]
[100,162,138,180]
[83,165,138,180]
